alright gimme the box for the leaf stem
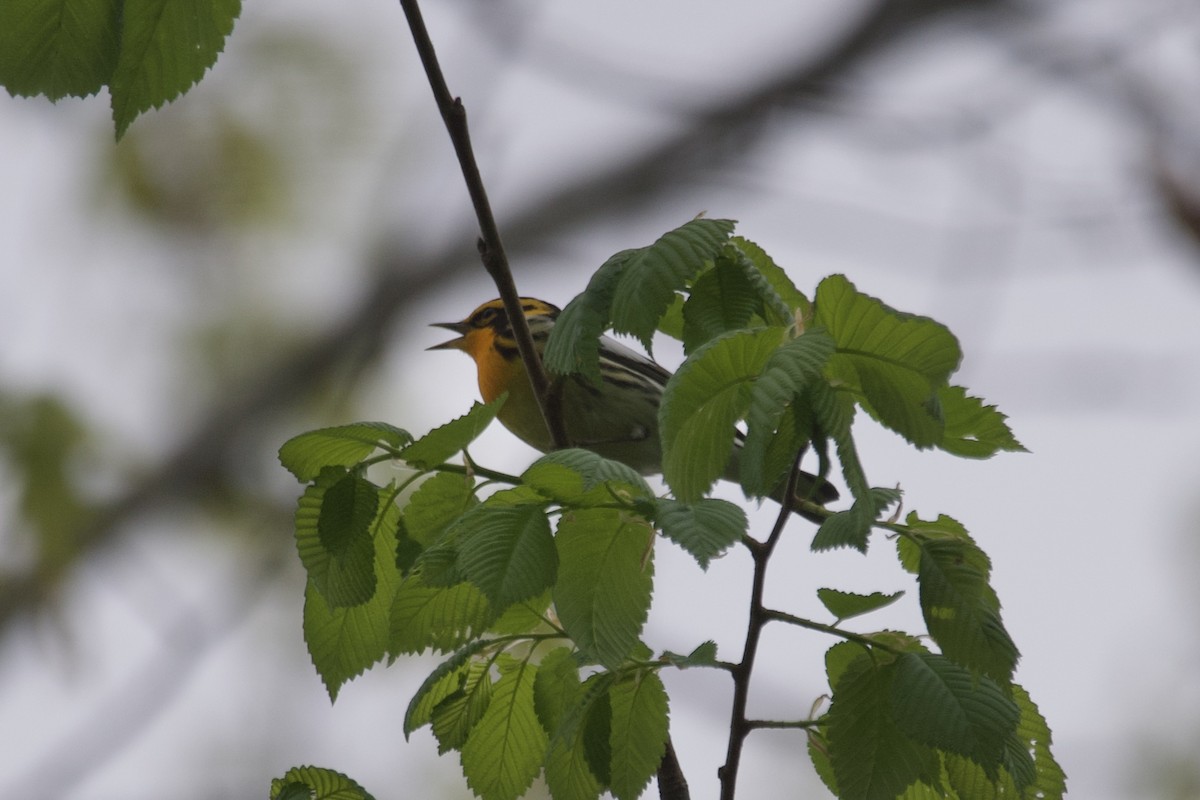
[719,451,805,800]
[760,608,901,653]
[433,462,522,485]
[396,0,569,451]
[744,718,821,731]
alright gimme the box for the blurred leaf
[0,394,93,576]
[400,398,504,470]
[554,509,654,669]
[279,422,411,481]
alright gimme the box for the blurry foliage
[0,394,94,584]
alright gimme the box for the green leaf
[656,293,686,342]
[740,331,836,496]
[398,471,478,574]
[402,472,478,546]
[545,219,735,380]
[815,274,961,448]
[455,504,557,611]
[0,0,120,100]
[302,494,403,701]
[905,514,1019,684]
[295,471,379,608]
[461,655,547,800]
[824,641,868,699]
[488,589,552,636]
[279,422,412,481]
[817,588,905,622]
[1010,683,1065,797]
[389,574,491,656]
[660,640,720,669]
[533,647,582,734]
[269,765,375,800]
[109,0,242,138]
[660,327,786,502]
[608,670,669,800]
[609,218,738,351]
[654,498,747,569]
[680,256,762,354]
[890,652,1018,771]
[808,727,838,797]
[536,649,604,800]
[811,508,872,553]
[554,509,654,669]
[543,254,633,385]
[404,639,493,737]
[400,398,505,470]
[826,651,937,800]
[942,682,1065,799]
[522,449,653,506]
[431,659,494,754]
[937,385,1027,458]
[728,236,809,323]
[809,382,876,553]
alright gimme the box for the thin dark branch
[397,0,569,450]
[719,452,806,800]
[657,734,691,800]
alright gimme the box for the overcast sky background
[3,1,1200,798]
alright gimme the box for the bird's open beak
[427,320,471,351]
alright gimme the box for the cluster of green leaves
[275,219,1061,800]
[0,0,242,138]
[278,407,734,800]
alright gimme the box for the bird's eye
[474,307,497,327]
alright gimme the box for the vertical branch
[657,735,691,800]
[397,0,568,449]
[719,451,806,800]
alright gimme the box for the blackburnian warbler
[430,297,838,514]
